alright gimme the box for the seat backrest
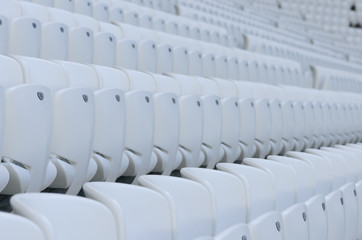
[181,167,247,235]
[11,193,118,240]
[267,156,316,203]
[287,152,332,195]
[248,212,284,240]
[306,149,346,190]
[2,84,52,194]
[83,182,173,240]
[321,147,360,182]
[217,163,276,222]
[0,212,46,240]
[244,158,297,211]
[139,175,213,240]
[214,223,250,240]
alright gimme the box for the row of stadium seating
[2,143,362,239]
[1,0,362,239]
[1,54,361,196]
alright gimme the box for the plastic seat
[235,81,270,158]
[164,73,205,168]
[147,73,181,174]
[20,1,69,60]
[231,81,256,159]
[116,23,158,72]
[214,223,250,240]
[54,0,74,11]
[1,84,55,194]
[181,168,247,235]
[14,56,95,195]
[48,8,94,63]
[0,212,46,240]
[268,155,328,240]
[11,193,118,240]
[112,69,156,180]
[209,78,241,163]
[244,158,309,240]
[248,212,284,240]
[93,2,110,22]
[217,163,275,222]
[139,175,214,240]
[0,0,41,57]
[55,61,126,182]
[74,0,93,16]
[83,182,173,240]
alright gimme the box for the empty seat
[14,56,95,195]
[181,167,247,235]
[0,0,41,57]
[11,193,118,240]
[139,175,214,240]
[83,182,173,240]
[268,155,329,240]
[217,163,275,222]
[0,212,46,240]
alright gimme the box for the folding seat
[233,81,271,158]
[213,223,250,240]
[187,76,223,168]
[14,56,95,195]
[243,158,310,240]
[48,8,94,63]
[109,4,139,26]
[0,56,56,195]
[54,0,75,11]
[83,182,173,240]
[139,175,214,240]
[106,69,155,180]
[55,61,128,183]
[32,0,54,7]
[157,32,190,74]
[279,86,306,152]
[1,84,54,194]
[267,155,329,240]
[248,212,284,240]
[259,84,283,155]
[164,73,205,168]
[0,15,9,55]
[93,2,110,22]
[11,193,118,240]
[0,212,45,240]
[74,13,116,66]
[217,163,275,222]
[287,151,356,240]
[0,0,41,57]
[320,147,360,182]
[20,1,69,60]
[306,149,347,189]
[115,23,157,72]
[146,73,182,174]
[181,168,247,235]
[226,81,256,159]
[74,0,93,16]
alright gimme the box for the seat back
[217,163,275,222]
[83,182,173,240]
[248,212,285,240]
[287,152,332,195]
[244,158,297,211]
[0,212,46,240]
[267,156,316,202]
[139,175,213,240]
[181,168,247,235]
[11,193,118,240]
[2,85,52,194]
